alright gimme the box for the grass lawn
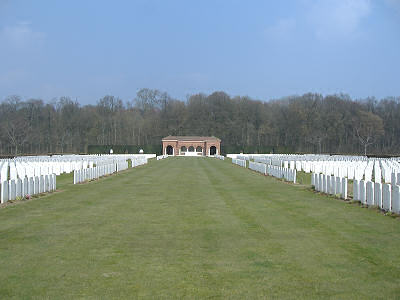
[0,157,400,299]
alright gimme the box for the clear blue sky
[0,0,399,104]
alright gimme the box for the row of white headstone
[353,180,400,213]
[116,160,129,172]
[232,158,246,167]
[73,158,148,184]
[230,153,400,184]
[245,161,297,183]
[249,161,267,174]
[1,174,57,204]
[132,158,148,167]
[267,165,297,183]
[312,173,348,200]
[0,154,156,182]
[215,155,225,160]
[73,164,117,184]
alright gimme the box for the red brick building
[162,136,221,156]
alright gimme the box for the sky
[0,0,399,104]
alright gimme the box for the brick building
[162,136,221,156]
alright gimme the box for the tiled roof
[162,136,220,141]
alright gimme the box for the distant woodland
[0,89,399,156]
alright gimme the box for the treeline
[0,89,399,156]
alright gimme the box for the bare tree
[354,111,384,155]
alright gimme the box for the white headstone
[374,182,382,208]
[53,174,56,190]
[34,176,39,195]
[28,177,34,196]
[382,184,391,211]
[9,180,16,200]
[1,181,9,203]
[366,181,374,206]
[359,180,366,204]
[16,179,22,198]
[330,176,335,195]
[23,177,28,196]
[392,185,400,214]
[335,177,342,195]
[39,175,45,193]
[45,175,50,192]
[341,178,348,200]
[353,180,359,201]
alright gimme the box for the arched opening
[166,145,173,155]
[181,146,187,152]
[210,146,217,155]
[188,146,194,152]
[196,146,202,153]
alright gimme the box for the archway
[210,146,217,155]
[166,145,173,155]
[188,146,194,152]
[181,146,187,153]
[196,146,202,153]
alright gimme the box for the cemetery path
[0,157,400,299]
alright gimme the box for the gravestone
[9,180,16,201]
[53,174,56,190]
[326,176,331,194]
[341,178,348,200]
[382,184,391,211]
[335,177,342,195]
[353,180,359,201]
[28,177,34,195]
[34,176,39,195]
[39,175,45,193]
[16,179,22,198]
[49,175,53,191]
[1,181,9,203]
[319,174,323,192]
[359,180,366,204]
[330,176,335,195]
[366,181,374,206]
[374,183,382,208]
[23,177,28,196]
[45,175,50,192]
[392,185,400,214]
[323,175,327,193]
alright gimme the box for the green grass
[1,157,400,299]
[296,170,311,185]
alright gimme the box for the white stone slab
[28,177,34,196]
[359,180,366,204]
[16,179,22,198]
[9,180,16,200]
[353,180,359,201]
[1,181,9,203]
[374,183,382,208]
[34,176,39,195]
[341,178,348,200]
[23,177,28,196]
[366,181,374,206]
[382,184,391,211]
[392,185,400,214]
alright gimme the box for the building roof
[162,136,221,141]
